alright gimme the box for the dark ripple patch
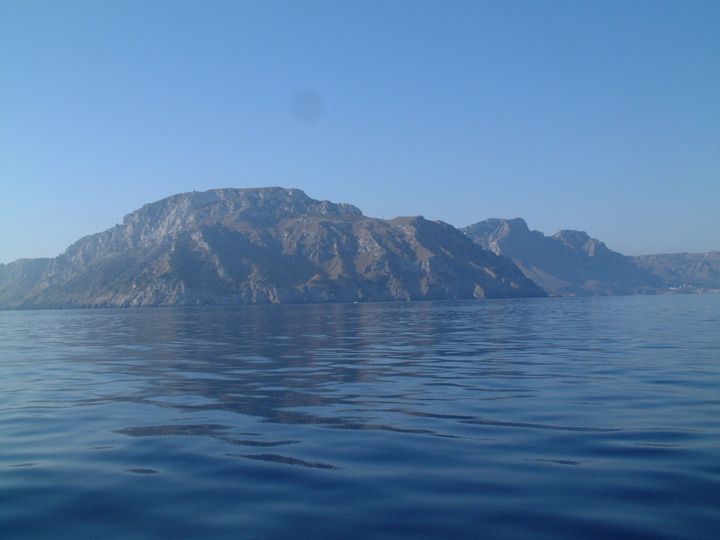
[112,424,231,437]
[461,417,621,432]
[113,423,300,448]
[228,453,341,470]
[631,442,683,448]
[126,468,158,474]
[524,458,588,465]
[222,437,300,447]
[6,462,36,468]
[400,410,619,433]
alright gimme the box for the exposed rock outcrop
[0,188,545,309]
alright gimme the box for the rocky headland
[0,188,545,309]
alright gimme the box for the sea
[1,294,718,540]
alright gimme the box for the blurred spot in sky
[290,90,325,125]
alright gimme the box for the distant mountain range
[2,189,717,309]
[0,188,544,309]
[632,252,720,290]
[462,218,720,296]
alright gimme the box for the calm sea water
[1,294,719,540]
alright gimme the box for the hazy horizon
[2,1,718,264]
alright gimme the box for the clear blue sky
[1,0,718,264]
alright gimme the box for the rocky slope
[632,252,720,290]
[0,188,545,309]
[0,258,52,306]
[462,218,666,296]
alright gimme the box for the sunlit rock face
[462,218,665,296]
[0,188,545,308]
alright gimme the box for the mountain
[0,258,52,306]
[632,252,720,290]
[0,188,545,309]
[462,218,665,296]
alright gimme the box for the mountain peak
[464,218,529,234]
[553,229,591,247]
[114,187,363,251]
[501,217,530,231]
[462,218,664,296]
[462,218,537,255]
[0,189,544,308]
[127,187,362,225]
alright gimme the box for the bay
[1,294,719,539]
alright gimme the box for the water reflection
[55,300,593,437]
[2,295,719,540]
[10,297,715,441]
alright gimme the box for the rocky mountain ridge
[0,188,544,309]
[462,218,664,295]
[462,218,718,295]
[632,251,720,290]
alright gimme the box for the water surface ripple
[1,294,719,539]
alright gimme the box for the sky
[1,0,718,264]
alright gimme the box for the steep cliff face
[462,218,664,296]
[0,188,545,309]
[632,252,720,290]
